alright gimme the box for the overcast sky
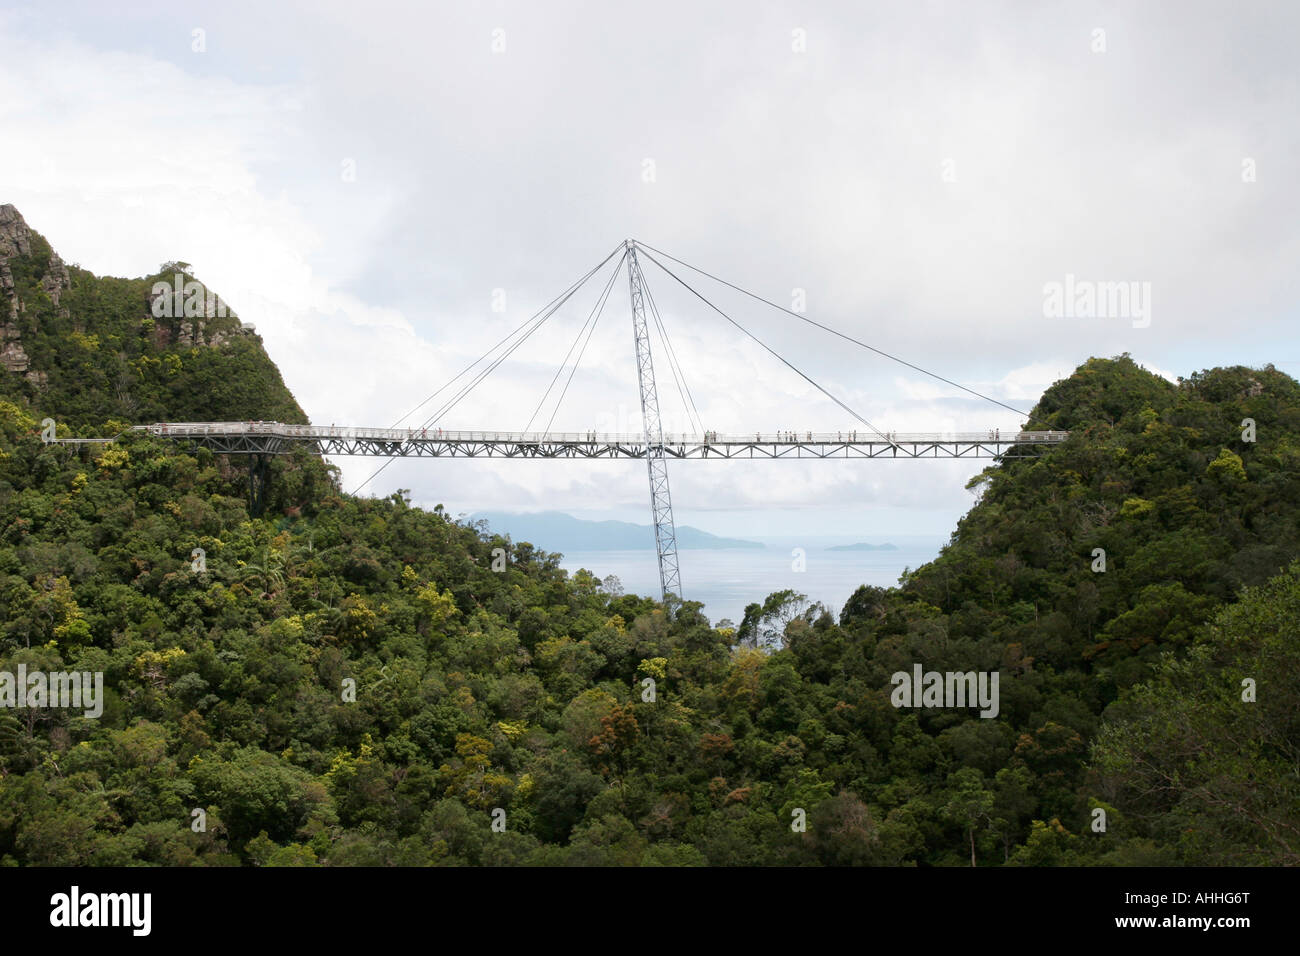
[1,0,1296,541]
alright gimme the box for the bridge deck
[115,422,1068,459]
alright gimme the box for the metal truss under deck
[122,423,1069,460]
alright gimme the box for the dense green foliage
[0,227,1296,866]
[1092,562,1300,865]
[1,228,305,428]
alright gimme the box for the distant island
[826,542,899,551]
[471,511,765,551]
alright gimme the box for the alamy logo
[151,273,229,319]
[50,886,151,936]
[1042,274,1151,328]
[890,664,1000,718]
[0,666,103,718]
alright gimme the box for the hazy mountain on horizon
[470,510,765,551]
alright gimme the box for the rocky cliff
[0,203,70,382]
[0,204,305,427]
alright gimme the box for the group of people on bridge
[762,430,896,443]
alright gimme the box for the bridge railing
[135,422,1070,444]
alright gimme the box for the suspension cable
[350,244,622,494]
[642,268,704,435]
[543,252,624,434]
[632,239,1045,427]
[413,247,623,431]
[637,247,893,443]
[525,249,626,432]
[388,243,623,430]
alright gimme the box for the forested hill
[891,356,1300,681]
[0,204,305,427]
[0,208,1296,866]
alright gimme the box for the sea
[558,534,947,626]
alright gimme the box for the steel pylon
[625,241,683,603]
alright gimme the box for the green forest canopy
[0,220,1297,865]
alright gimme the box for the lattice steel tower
[625,240,683,602]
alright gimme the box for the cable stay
[351,243,624,494]
[637,248,895,445]
[542,253,624,435]
[642,269,704,436]
[525,248,627,433]
[388,243,623,432]
[632,239,1047,429]
[413,250,621,433]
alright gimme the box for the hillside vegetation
[0,209,1296,865]
[0,205,305,428]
